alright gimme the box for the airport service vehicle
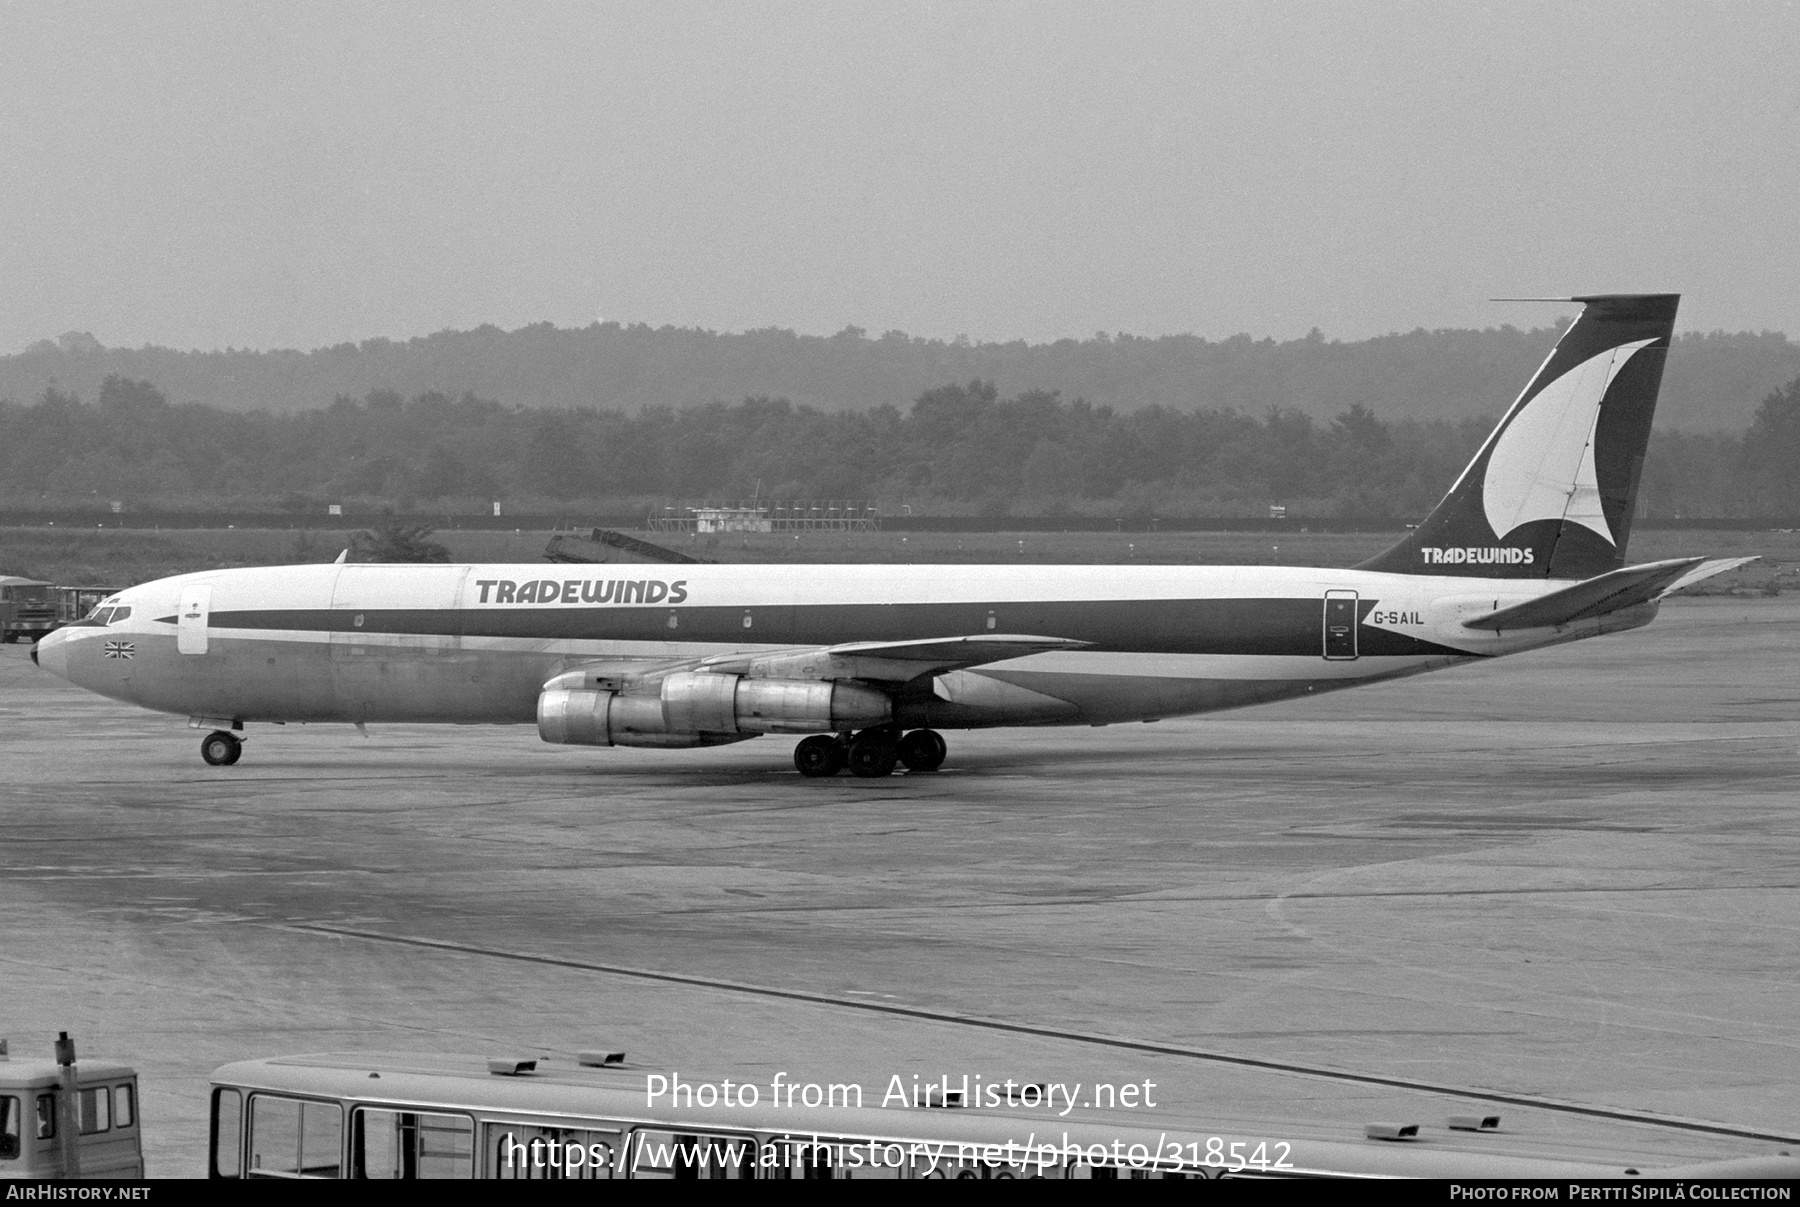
[32,294,1751,773]
[0,577,58,644]
[206,1051,1800,1181]
[0,1036,144,1180]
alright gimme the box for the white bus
[207,1052,1800,1181]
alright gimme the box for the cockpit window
[91,607,116,624]
[109,606,132,624]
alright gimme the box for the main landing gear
[897,728,947,773]
[794,728,946,778]
[200,730,242,766]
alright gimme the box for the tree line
[7,319,1799,433]
[2,374,1797,519]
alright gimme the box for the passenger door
[177,584,212,655]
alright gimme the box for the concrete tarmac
[2,597,1796,1176]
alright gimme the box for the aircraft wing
[551,635,1091,692]
[1461,556,1757,632]
[697,633,1092,683]
[820,634,1091,664]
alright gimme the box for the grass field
[2,523,1791,595]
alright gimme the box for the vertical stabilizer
[1358,294,1678,579]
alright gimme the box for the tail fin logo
[1481,337,1658,546]
[1355,293,1678,581]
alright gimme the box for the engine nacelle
[537,688,752,748]
[660,672,891,735]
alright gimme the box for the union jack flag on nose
[103,640,135,659]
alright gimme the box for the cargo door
[177,584,211,655]
[1323,590,1358,660]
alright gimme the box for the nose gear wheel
[200,730,242,766]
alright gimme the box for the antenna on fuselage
[335,549,348,564]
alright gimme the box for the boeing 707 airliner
[33,294,1748,776]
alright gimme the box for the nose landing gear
[200,730,242,766]
[793,728,945,778]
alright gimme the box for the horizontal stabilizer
[1462,557,1756,631]
[1657,556,1761,597]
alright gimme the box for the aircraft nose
[33,626,70,680]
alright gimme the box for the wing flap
[1462,556,1756,632]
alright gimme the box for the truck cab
[0,577,60,644]
[0,1053,143,1179]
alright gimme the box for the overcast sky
[4,1,1797,353]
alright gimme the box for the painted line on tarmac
[278,920,1800,1147]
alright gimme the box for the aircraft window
[212,1089,242,1179]
[486,1123,617,1179]
[1,1095,20,1159]
[90,608,115,625]
[113,1085,134,1129]
[77,1086,110,1134]
[108,606,132,624]
[248,1095,342,1178]
[353,1108,473,1179]
[36,1095,55,1140]
[629,1130,758,1179]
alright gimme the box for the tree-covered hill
[6,320,1796,432]
[5,374,1797,519]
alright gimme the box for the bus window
[764,1135,924,1180]
[628,1130,758,1180]
[1069,1160,1188,1179]
[36,1095,55,1140]
[486,1124,617,1179]
[113,1085,134,1129]
[1,1096,20,1159]
[78,1086,110,1133]
[248,1096,342,1178]
[352,1108,473,1179]
[212,1089,242,1178]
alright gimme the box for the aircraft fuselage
[33,560,1648,732]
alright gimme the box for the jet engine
[536,689,744,747]
[537,673,891,748]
